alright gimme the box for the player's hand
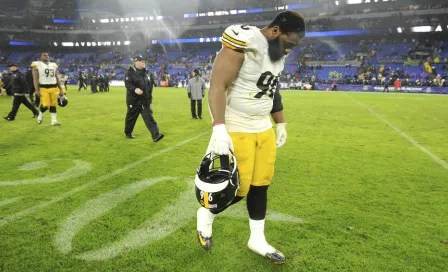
[135,88,143,95]
[276,123,287,148]
[188,93,191,98]
[59,91,64,97]
[35,89,40,96]
[211,124,234,155]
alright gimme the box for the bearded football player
[196,11,306,264]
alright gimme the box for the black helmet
[58,95,68,107]
[195,152,239,212]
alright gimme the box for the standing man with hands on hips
[196,11,306,264]
[124,55,164,142]
[187,69,206,119]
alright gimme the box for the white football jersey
[59,75,68,88]
[220,24,286,133]
[31,61,58,85]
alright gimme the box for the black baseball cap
[134,55,145,61]
[7,62,18,67]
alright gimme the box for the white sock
[51,112,57,123]
[197,207,216,237]
[248,219,275,255]
[38,112,44,121]
[249,219,266,242]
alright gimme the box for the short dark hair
[268,11,306,38]
[41,52,48,56]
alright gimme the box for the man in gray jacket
[187,69,206,119]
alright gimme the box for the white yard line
[0,132,208,227]
[345,93,448,170]
[0,197,23,208]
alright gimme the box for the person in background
[187,69,206,119]
[394,78,401,92]
[4,63,39,121]
[58,71,68,95]
[124,55,164,141]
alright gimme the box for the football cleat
[264,250,286,264]
[51,122,61,126]
[37,112,44,124]
[248,240,286,264]
[196,207,214,250]
[197,231,212,250]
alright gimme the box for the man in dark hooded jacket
[4,63,39,121]
[124,55,164,141]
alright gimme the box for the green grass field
[1,87,448,272]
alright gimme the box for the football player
[32,52,64,125]
[58,71,68,94]
[196,11,306,264]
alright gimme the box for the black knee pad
[49,106,57,113]
[247,185,268,220]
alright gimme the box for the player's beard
[267,37,285,63]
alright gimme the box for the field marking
[18,161,48,171]
[0,197,23,208]
[55,176,177,255]
[0,160,92,186]
[226,207,306,224]
[0,132,208,227]
[54,177,305,261]
[345,93,448,170]
[1,113,118,134]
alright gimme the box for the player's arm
[32,66,40,96]
[271,88,284,123]
[271,88,287,148]
[208,46,244,124]
[55,70,63,96]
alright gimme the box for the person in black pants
[187,69,206,119]
[104,75,110,92]
[124,55,164,141]
[4,63,39,121]
[78,71,87,91]
[26,66,40,106]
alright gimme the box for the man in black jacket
[4,63,39,121]
[78,71,87,91]
[124,55,164,141]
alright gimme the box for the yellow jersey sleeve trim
[222,33,247,47]
[221,40,238,50]
[31,62,38,68]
